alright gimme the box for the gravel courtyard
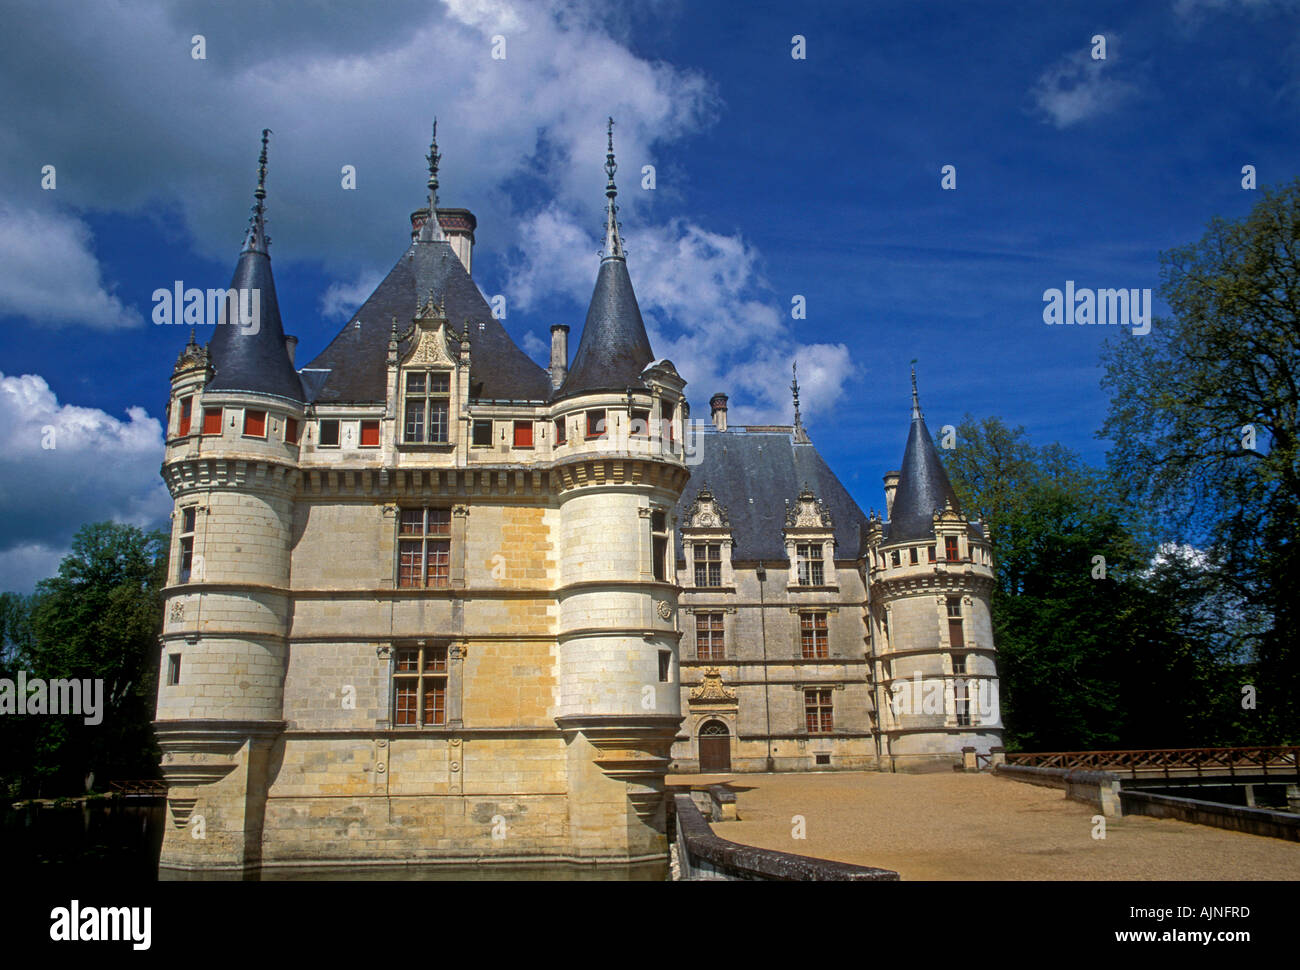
[669,770,1300,880]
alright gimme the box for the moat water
[3,800,667,880]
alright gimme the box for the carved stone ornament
[684,483,730,529]
[168,602,185,623]
[404,289,458,367]
[785,483,834,529]
[689,667,737,702]
[656,600,673,620]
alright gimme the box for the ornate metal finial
[419,118,446,242]
[242,128,272,254]
[603,117,624,259]
[910,359,921,420]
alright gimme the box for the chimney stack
[883,470,900,518]
[710,392,729,432]
[550,325,569,391]
[409,207,477,275]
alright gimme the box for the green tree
[1100,177,1300,742]
[945,417,1241,750]
[13,522,168,794]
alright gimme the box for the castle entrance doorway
[698,720,731,772]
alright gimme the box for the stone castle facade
[154,124,1002,876]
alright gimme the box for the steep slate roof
[885,408,979,542]
[303,238,551,404]
[206,249,305,402]
[674,429,868,562]
[556,255,655,399]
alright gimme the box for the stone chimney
[710,392,729,432]
[549,325,569,391]
[409,208,477,275]
[284,334,298,366]
[883,470,900,518]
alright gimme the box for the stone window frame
[396,506,453,589]
[799,611,830,659]
[176,504,199,584]
[804,688,834,734]
[695,611,726,660]
[401,368,452,444]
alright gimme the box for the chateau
[154,123,1002,875]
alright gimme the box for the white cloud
[0,543,66,596]
[0,0,719,272]
[1030,42,1138,129]
[0,373,170,593]
[521,329,549,363]
[509,208,856,426]
[0,206,142,329]
[320,269,387,321]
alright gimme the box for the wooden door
[698,721,731,772]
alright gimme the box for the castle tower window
[201,407,222,435]
[658,651,671,682]
[630,409,650,436]
[800,612,829,659]
[403,371,451,443]
[554,417,566,445]
[954,676,971,726]
[285,417,299,444]
[167,654,181,686]
[796,543,824,585]
[696,612,725,660]
[805,688,833,733]
[398,508,452,588]
[909,546,919,565]
[318,419,340,447]
[586,409,606,440]
[360,420,380,447]
[693,543,721,587]
[951,652,967,674]
[177,396,193,436]
[178,506,197,583]
[651,509,669,581]
[472,419,492,446]
[243,409,267,438]
[929,546,936,562]
[659,401,675,443]
[393,643,448,726]
[947,596,965,649]
[513,420,534,448]
[890,549,901,568]
[945,535,960,561]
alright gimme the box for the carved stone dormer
[680,483,734,589]
[173,331,211,378]
[783,483,836,588]
[404,289,458,368]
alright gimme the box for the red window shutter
[202,408,223,435]
[243,409,266,437]
[360,420,380,447]
[514,421,533,448]
[949,619,965,649]
[286,417,299,443]
[178,397,192,436]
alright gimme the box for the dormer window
[404,370,450,443]
[693,543,721,587]
[945,536,960,561]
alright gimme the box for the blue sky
[1,0,1298,592]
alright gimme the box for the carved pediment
[689,667,737,703]
[785,483,833,530]
[683,483,730,530]
[932,497,966,529]
[403,289,458,368]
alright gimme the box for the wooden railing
[1004,746,1300,779]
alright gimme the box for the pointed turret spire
[208,129,303,403]
[603,117,625,259]
[242,128,272,254]
[887,367,962,541]
[792,361,809,442]
[419,119,446,242]
[558,118,652,399]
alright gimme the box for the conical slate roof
[207,132,303,402]
[886,377,965,542]
[557,256,654,398]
